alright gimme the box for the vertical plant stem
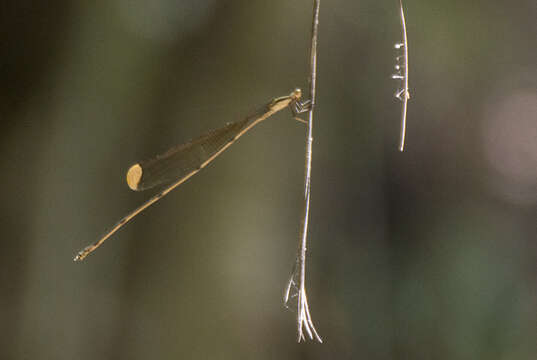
[397,0,410,151]
[294,0,322,343]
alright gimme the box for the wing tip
[126,164,143,191]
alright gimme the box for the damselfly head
[291,88,302,100]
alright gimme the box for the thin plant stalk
[393,0,410,151]
[284,0,322,343]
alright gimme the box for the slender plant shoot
[74,89,304,261]
[283,0,322,343]
[392,0,410,151]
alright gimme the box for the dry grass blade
[393,0,411,151]
[284,0,322,343]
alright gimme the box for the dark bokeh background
[1,1,536,359]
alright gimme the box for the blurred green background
[1,1,536,359]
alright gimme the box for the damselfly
[74,89,308,261]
